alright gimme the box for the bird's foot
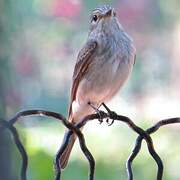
[106,118,114,126]
[101,103,117,126]
[88,102,103,124]
[98,118,103,124]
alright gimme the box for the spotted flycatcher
[60,5,136,168]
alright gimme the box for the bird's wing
[68,40,97,119]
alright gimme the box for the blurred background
[0,0,180,179]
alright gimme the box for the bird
[60,4,136,169]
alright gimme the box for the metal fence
[0,108,180,180]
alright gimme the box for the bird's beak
[105,8,114,17]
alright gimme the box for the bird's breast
[76,52,131,104]
[76,33,135,104]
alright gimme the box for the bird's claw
[106,118,114,126]
[98,118,103,124]
[88,102,104,124]
[101,103,116,126]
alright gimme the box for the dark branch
[73,111,162,180]
[5,110,95,180]
[0,109,179,180]
[0,120,28,180]
[127,117,180,180]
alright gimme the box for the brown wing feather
[68,40,97,119]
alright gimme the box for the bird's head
[89,5,120,33]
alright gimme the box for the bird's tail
[60,131,76,169]
[60,105,93,168]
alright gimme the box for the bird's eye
[92,15,98,22]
